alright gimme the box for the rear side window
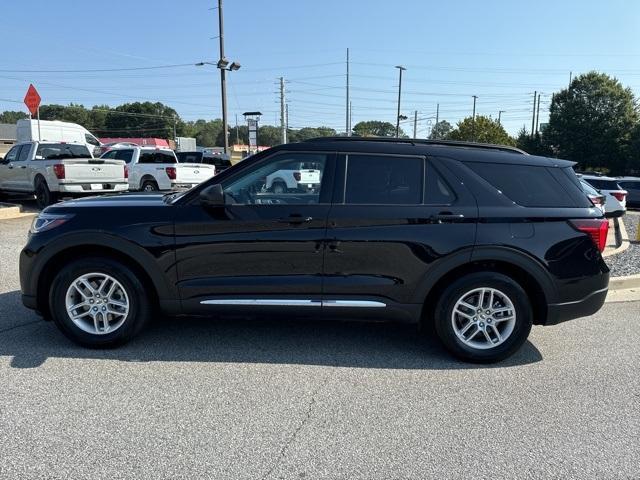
[345,154,423,205]
[583,178,622,190]
[466,162,583,207]
[619,181,640,190]
[139,150,177,164]
[425,162,455,204]
[115,150,133,164]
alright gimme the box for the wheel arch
[32,234,179,318]
[417,247,555,327]
[139,175,158,189]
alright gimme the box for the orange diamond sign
[24,84,41,116]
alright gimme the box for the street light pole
[217,0,229,155]
[395,65,406,138]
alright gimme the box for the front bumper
[546,286,609,325]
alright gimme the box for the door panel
[0,145,23,191]
[174,151,335,314]
[323,154,477,311]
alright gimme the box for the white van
[16,119,102,155]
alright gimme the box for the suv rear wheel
[433,272,533,363]
[49,257,151,347]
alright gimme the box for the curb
[0,202,38,220]
[609,272,640,291]
[603,217,630,257]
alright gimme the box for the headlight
[30,213,73,234]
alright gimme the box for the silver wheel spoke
[451,287,517,350]
[65,273,129,336]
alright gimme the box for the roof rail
[303,136,528,155]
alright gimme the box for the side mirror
[199,184,225,207]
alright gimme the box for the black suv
[20,138,609,362]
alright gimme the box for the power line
[0,63,202,73]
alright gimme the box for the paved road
[1,216,639,479]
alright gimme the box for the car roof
[282,137,575,168]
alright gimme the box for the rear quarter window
[465,162,589,208]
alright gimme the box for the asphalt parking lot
[1,215,639,479]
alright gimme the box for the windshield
[35,143,92,160]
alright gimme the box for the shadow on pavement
[0,290,543,370]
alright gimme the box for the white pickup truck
[101,146,215,191]
[0,141,128,208]
[266,164,322,194]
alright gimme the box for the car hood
[45,192,168,211]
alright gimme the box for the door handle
[279,214,313,224]
[432,212,465,223]
[19,165,27,169]
[7,164,13,169]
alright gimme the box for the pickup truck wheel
[34,178,57,209]
[49,257,151,348]
[141,180,159,192]
[272,181,286,194]
[433,272,533,363]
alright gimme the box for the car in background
[17,119,103,157]
[0,141,128,208]
[265,161,322,194]
[580,175,627,218]
[617,177,640,208]
[579,179,606,216]
[101,146,215,191]
[176,151,232,174]
[95,142,139,157]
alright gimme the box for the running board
[200,299,386,308]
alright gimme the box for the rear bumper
[545,286,608,325]
[58,183,129,193]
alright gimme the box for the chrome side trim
[200,299,321,307]
[199,299,388,308]
[323,300,387,308]
[549,287,608,306]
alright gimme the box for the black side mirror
[199,184,225,207]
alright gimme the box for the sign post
[23,84,42,141]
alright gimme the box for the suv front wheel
[434,272,533,363]
[49,257,151,347]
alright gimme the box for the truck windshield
[36,143,91,160]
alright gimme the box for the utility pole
[346,48,350,136]
[217,0,229,155]
[535,94,541,135]
[472,95,477,141]
[235,113,239,144]
[279,76,287,144]
[413,110,418,139]
[569,71,572,87]
[395,65,406,138]
[434,103,439,138]
[172,115,177,143]
[349,101,353,134]
[497,110,505,125]
[285,103,289,137]
[531,91,537,138]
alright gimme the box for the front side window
[223,153,327,205]
[139,150,177,164]
[85,134,100,147]
[3,145,20,163]
[345,154,423,205]
[16,144,31,162]
[101,150,118,159]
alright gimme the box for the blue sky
[1,0,640,136]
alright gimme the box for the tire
[271,181,286,194]
[49,257,151,348]
[141,180,159,192]
[433,272,533,363]
[34,177,57,209]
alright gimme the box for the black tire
[49,257,151,348]
[34,177,57,209]
[433,272,533,363]
[141,179,159,192]
[271,181,286,194]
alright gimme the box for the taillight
[293,172,301,181]
[52,164,65,179]
[611,191,626,202]
[165,167,176,180]
[570,219,609,252]
[124,165,129,179]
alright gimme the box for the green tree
[352,120,403,137]
[0,110,28,123]
[289,126,337,142]
[256,125,282,146]
[188,119,222,147]
[102,102,179,139]
[545,72,638,173]
[447,115,515,145]
[515,127,552,156]
[429,120,453,140]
